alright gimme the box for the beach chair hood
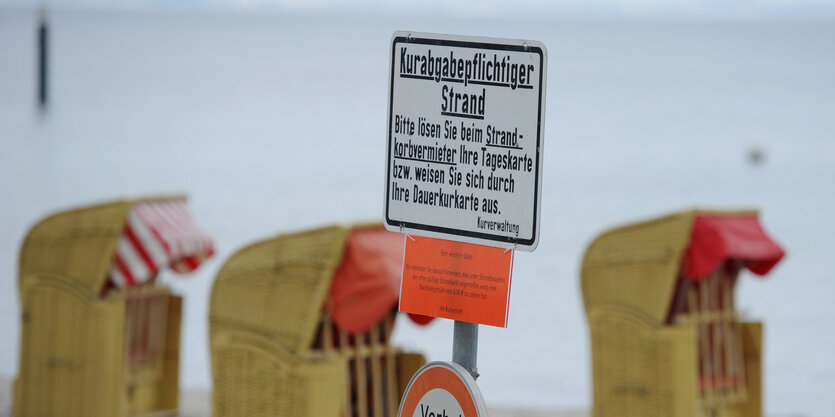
[683,214,784,280]
[327,227,434,333]
[581,209,785,325]
[211,224,431,354]
[19,196,214,295]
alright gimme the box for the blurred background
[1,0,833,416]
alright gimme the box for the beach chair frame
[13,199,189,417]
[581,210,766,417]
[209,224,425,417]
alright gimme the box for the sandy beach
[0,377,585,417]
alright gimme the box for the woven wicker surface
[19,201,132,295]
[581,209,758,326]
[582,209,764,417]
[211,223,409,417]
[15,274,127,417]
[211,330,345,417]
[210,225,350,355]
[19,196,189,295]
[736,323,763,417]
[209,223,439,417]
[15,197,191,417]
[581,211,696,326]
[588,307,698,417]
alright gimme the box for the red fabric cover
[107,199,215,289]
[328,228,434,334]
[683,214,785,280]
[407,312,436,325]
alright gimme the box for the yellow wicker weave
[14,197,189,417]
[211,225,349,354]
[581,210,763,417]
[210,223,426,417]
[19,200,132,296]
[582,211,697,326]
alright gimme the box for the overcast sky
[4,0,835,17]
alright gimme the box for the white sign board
[384,32,547,251]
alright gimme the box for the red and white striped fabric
[108,199,215,288]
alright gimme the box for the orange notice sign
[399,236,513,327]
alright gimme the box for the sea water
[0,8,833,416]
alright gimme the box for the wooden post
[338,329,351,417]
[355,333,368,417]
[370,325,383,416]
[37,6,48,108]
[384,314,398,417]
[710,272,723,396]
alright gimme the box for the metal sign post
[388,31,548,417]
[453,320,479,379]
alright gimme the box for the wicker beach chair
[581,210,785,417]
[13,197,214,417]
[210,224,429,417]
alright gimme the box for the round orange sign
[397,361,488,417]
